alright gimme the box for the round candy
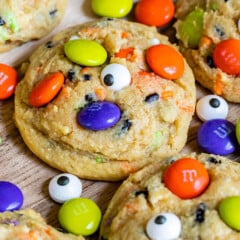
[77,101,121,131]
[48,173,82,203]
[58,198,102,236]
[100,63,131,91]
[178,9,204,48]
[29,72,64,107]
[146,44,184,80]
[0,63,17,100]
[91,0,133,18]
[197,119,238,155]
[163,158,209,199]
[213,39,240,75]
[146,213,181,240]
[64,39,107,66]
[196,95,228,121]
[134,0,175,27]
[0,181,24,212]
[219,196,240,231]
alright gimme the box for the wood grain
[1,1,240,239]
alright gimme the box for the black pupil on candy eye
[104,74,114,86]
[155,215,167,224]
[57,176,69,186]
[209,98,220,108]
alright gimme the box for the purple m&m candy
[197,119,238,155]
[77,101,121,131]
[0,181,24,212]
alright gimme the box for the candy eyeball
[48,173,82,203]
[100,63,131,91]
[196,95,228,121]
[146,213,181,240]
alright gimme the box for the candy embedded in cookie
[14,18,196,181]
[174,0,240,102]
[0,0,67,52]
[100,153,240,239]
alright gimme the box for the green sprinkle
[95,156,103,163]
[4,11,19,32]
[210,3,218,11]
[153,131,162,150]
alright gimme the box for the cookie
[0,0,67,52]
[0,209,84,239]
[14,18,196,181]
[174,0,240,102]
[100,153,240,239]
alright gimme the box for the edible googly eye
[196,95,228,121]
[146,213,181,240]
[48,173,82,203]
[100,63,131,91]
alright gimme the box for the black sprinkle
[206,55,215,68]
[121,119,132,133]
[68,69,76,81]
[45,41,54,48]
[214,25,225,38]
[106,18,114,21]
[134,190,148,198]
[83,74,91,81]
[195,203,206,223]
[224,0,229,2]
[49,9,57,17]
[209,98,220,108]
[207,156,221,164]
[104,74,114,86]
[57,176,69,186]
[155,215,167,224]
[85,93,96,102]
[145,93,159,103]
[0,17,5,26]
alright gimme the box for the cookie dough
[174,0,240,102]
[14,18,196,181]
[0,0,67,52]
[0,209,84,240]
[100,153,240,239]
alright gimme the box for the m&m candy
[163,158,209,199]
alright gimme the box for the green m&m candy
[178,8,204,49]
[64,39,107,66]
[218,196,240,230]
[91,0,133,18]
[58,198,102,236]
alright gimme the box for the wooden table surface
[1,1,240,239]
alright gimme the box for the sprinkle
[95,156,103,163]
[153,131,162,149]
[206,55,215,68]
[46,41,54,48]
[210,3,218,11]
[0,17,5,26]
[195,203,206,223]
[67,69,75,81]
[144,93,159,103]
[49,9,57,17]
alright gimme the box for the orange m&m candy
[0,63,17,100]
[146,44,185,80]
[163,158,209,199]
[213,39,240,75]
[134,0,175,27]
[29,72,64,107]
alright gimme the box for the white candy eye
[146,213,181,240]
[48,173,82,203]
[196,94,228,121]
[100,63,131,91]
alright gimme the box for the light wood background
[0,1,240,239]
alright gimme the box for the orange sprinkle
[120,161,136,174]
[213,72,223,95]
[114,47,135,60]
[161,90,174,100]
[95,87,106,101]
[121,31,130,39]
[199,36,212,48]
[124,202,138,214]
[80,67,90,74]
